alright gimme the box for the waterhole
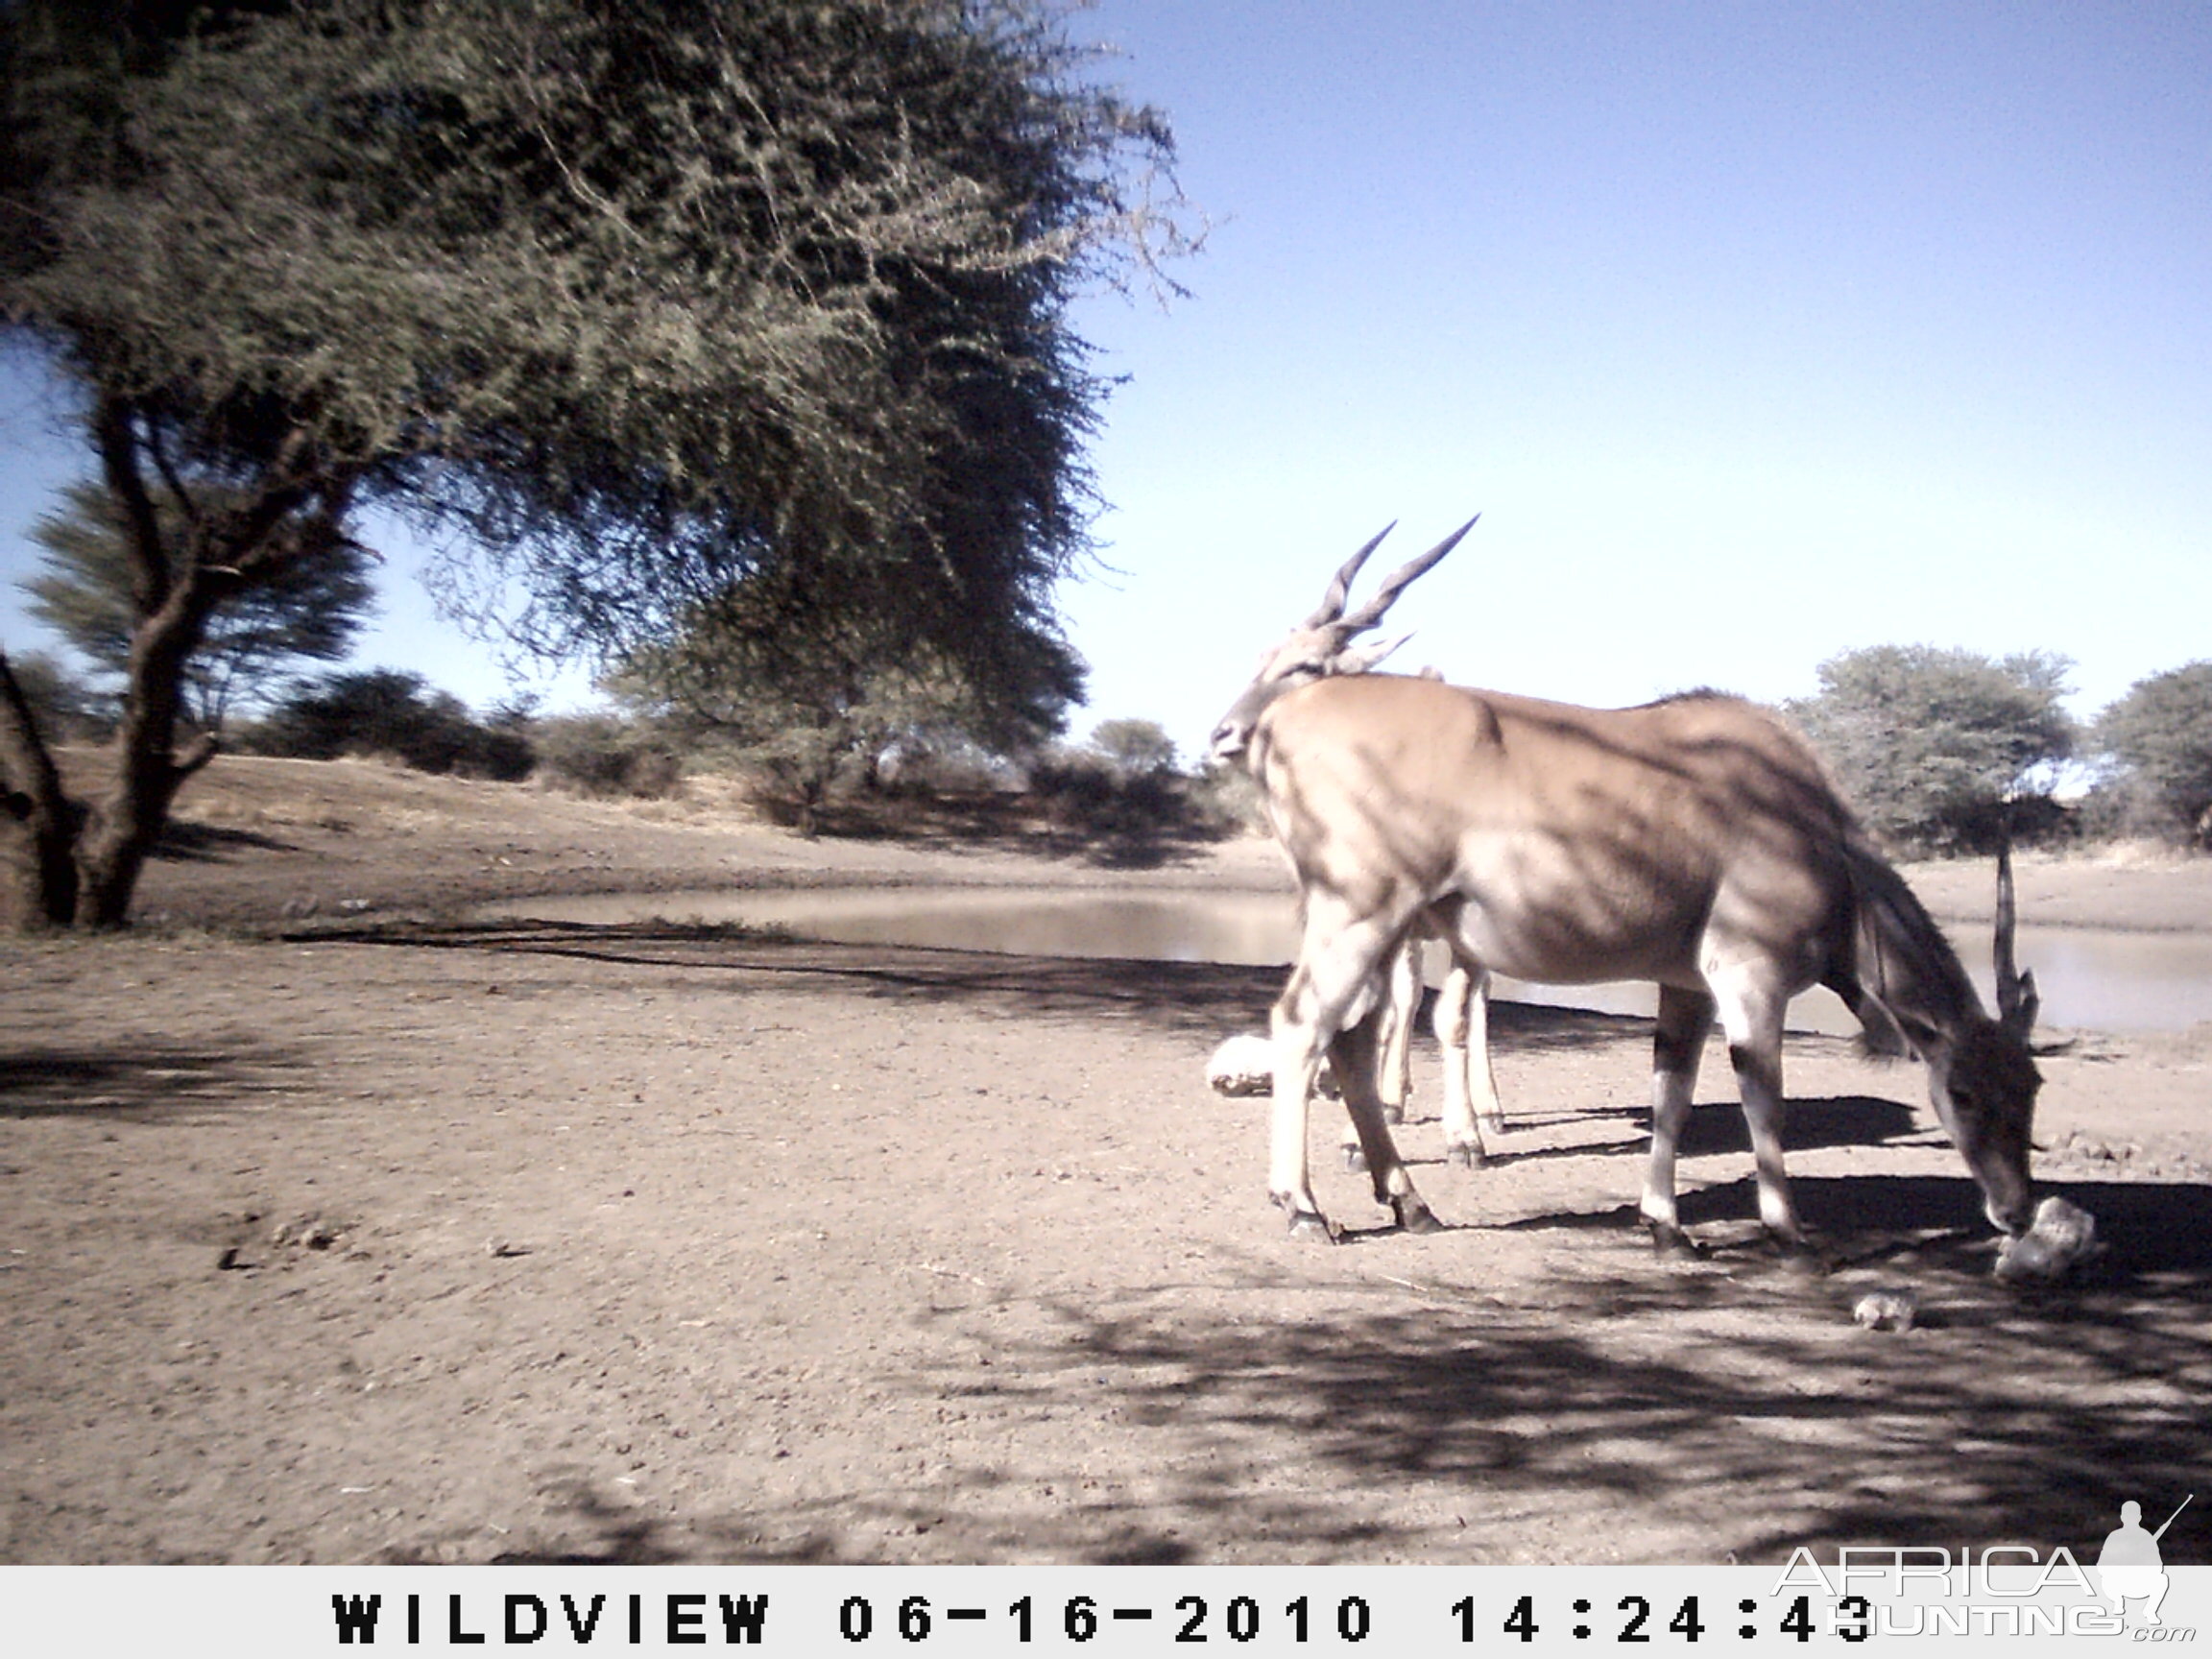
[480,887,2212,1033]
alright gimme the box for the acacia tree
[1784,644,2075,854]
[23,479,376,732]
[2094,662,2212,846]
[611,565,1083,833]
[0,0,1186,927]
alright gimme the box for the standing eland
[1211,521,2041,1251]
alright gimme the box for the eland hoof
[1446,1143,1489,1170]
[1284,1207,1342,1244]
[1342,1145,1368,1173]
[1647,1221,1706,1261]
[1382,1103,1406,1126]
[1392,1195,1445,1235]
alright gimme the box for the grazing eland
[1212,521,2041,1251]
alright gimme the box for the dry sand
[3,757,2207,1564]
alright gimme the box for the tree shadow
[291,921,1670,1054]
[0,1042,310,1119]
[465,1177,2212,1565]
[951,1182,2212,1561]
[151,821,298,861]
[1654,1095,1923,1157]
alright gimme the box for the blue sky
[4,1,2208,757]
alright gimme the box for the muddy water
[482,887,2212,1034]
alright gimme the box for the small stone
[1852,1290,1917,1332]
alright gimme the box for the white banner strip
[3,1562,2207,1653]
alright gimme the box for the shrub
[243,670,534,781]
[530,713,683,799]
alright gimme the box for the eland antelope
[1211,521,2041,1251]
[1252,554,1512,1172]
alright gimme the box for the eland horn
[1303,523,1397,628]
[1994,834,2039,1043]
[1338,515,1480,634]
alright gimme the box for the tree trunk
[0,649,83,930]
[8,397,349,932]
[70,594,219,930]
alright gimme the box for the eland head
[1209,517,1478,763]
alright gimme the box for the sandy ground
[3,757,2208,1565]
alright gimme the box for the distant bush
[1026,745,1246,843]
[4,650,111,744]
[242,670,534,781]
[876,741,1021,796]
[1185,760,1266,836]
[1081,717,1180,780]
[530,713,684,799]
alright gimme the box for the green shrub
[243,670,534,781]
[530,713,683,799]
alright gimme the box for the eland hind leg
[1436,959,1504,1167]
[1341,934,1423,1169]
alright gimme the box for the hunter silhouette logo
[2098,1494,2191,1626]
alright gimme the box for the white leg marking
[1434,960,1502,1165]
[1706,961,1801,1242]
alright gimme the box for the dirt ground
[3,757,2209,1565]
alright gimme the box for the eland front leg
[1640,983,1715,1255]
[1271,899,1432,1238]
[1701,952,1817,1256]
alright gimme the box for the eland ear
[1334,632,1412,675]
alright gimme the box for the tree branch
[145,419,204,533]
[93,394,171,617]
[173,730,220,781]
[0,649,66,807]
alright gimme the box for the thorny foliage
[0,0,1192,924]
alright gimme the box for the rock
[1994,1195,2099,1283]
[1204,1036,1348,1098]
[1205,1035,1275,1096]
